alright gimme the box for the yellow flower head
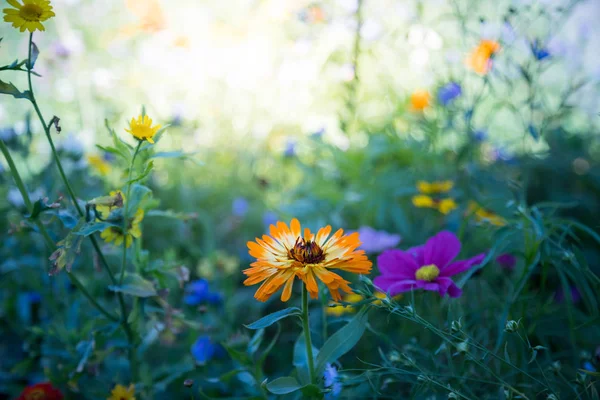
[467,201,506,226]
[108,384,136,400]
[417,180,454,195]
[100,208,144,248]
[125,115,161,144]
[245,219,372,302]
[3,0,55,32]
[410,90,431,111]
[466,40,501,75]
[88,154,111,176]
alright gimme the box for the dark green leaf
[222,343,252,366]
[75,221,117,237]
[108,274,157,297]
[247,329,264,355]
[266,376,302,395]
[27,41,39,69]
[244,307,301,329]
[315,308,369,374]
[127,160,154,184]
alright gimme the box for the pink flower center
[415,264,440,281]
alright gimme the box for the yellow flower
[108,384,136,400]
[326,292,397,316]
[412,195,457,215]
[410,90,431,111]
[3,0,55,32]
[88,154,111,176]
[467,201,506,226]
[100,208,144,248]
[466,40,501,75]
[245,219,372,302]
[125,115,161,144]
[416,180,454,194]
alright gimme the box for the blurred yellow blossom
[108,384,135,400]
[410,90,431,111]
[467,40,501,75]
[467,201,506,226]
[416,180,453,194]
[87,154,111,176]
[326,292,392,316]
[412,181,457,214]
[3,0,55,33]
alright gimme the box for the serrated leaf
[0,79,32,100]
[315,308,369,375]
[108,274,157,297]
[244,307,301,330]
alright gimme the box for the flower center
[132,125,153,138]
[415,264,440,281]
[288,237,325,264]
[19,4,44,21]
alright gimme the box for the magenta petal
[441,253,486,276]
[406,244,425,265]
[413,280,440,292]
[377,249,420,277]
[385,280,419,296]
[447,283,462,298]
[373,276,398,292]
[423,231,461,268]
[435,277,454,297]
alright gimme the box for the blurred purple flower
[323,363,342,398]
[263,211,278,229]
[356,226,401,253]
[312,127,325,138]
[472,130,487,142]
[438,82,462,106]
[496,253,516,270]
[184,279,222,306]
[191,336,225,364]
[232,197,249,217]
[374,231,485,298]
[284,139,296,157]
[554,286,581,304]
[531,39,550,61]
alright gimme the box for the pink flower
[373,231,485,298]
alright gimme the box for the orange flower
[410,90,431,111]
[467,40,501,75]
[244,219,372,302]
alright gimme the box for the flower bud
[505,320,519,333]
[451,319,462,333]
[183,379,194,388]
[88,192,123,208]
[455,341,469,354]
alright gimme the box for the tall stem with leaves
[120,141,142,285]
[25,32,138,381]
[302,285,316,385]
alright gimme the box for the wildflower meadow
[1,0,600,399]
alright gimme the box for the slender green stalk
[120,141,143,285]
[302,285,316,385]
[25,33,136,378]
[0,139,118,321]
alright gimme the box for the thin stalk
[0,139,118,321]
[26,33,136,378]
[120,141,142,285]
[302,285,316,385]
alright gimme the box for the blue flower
[355,226,401,253]
[531,39,550,61]
[583,361,596,372]
[232,197,250,217]
[438,82,462,106]
[472,130,487,142]
[191,336,225,364]
[323,364,342,398]
[284,139,296,157]
[262,211,278,229]
[184,279,222,306]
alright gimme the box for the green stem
[302,285,316,385]
[26,32,136,378]
[0,139,118,321]
[120,141,142,285]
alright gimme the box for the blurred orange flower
[410,90,431,111]
[467,40,501,75]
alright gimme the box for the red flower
[16,382,63,400]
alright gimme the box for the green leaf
[27,41,39,69]
[96,144,129,160]
[266,376,302,395]
[27,197,60,220]
[127,160,154,184]
[247,329,264,355]
[49,219,86,275]
[75,221,118,237]
[315,308,369,375]
[293,333,319,385]
[244,307,301,330]
[105,119,133,155]
[126,184,152,214]
[108,274,157,297]
[222,343,252,366]
[0,79,31,100]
